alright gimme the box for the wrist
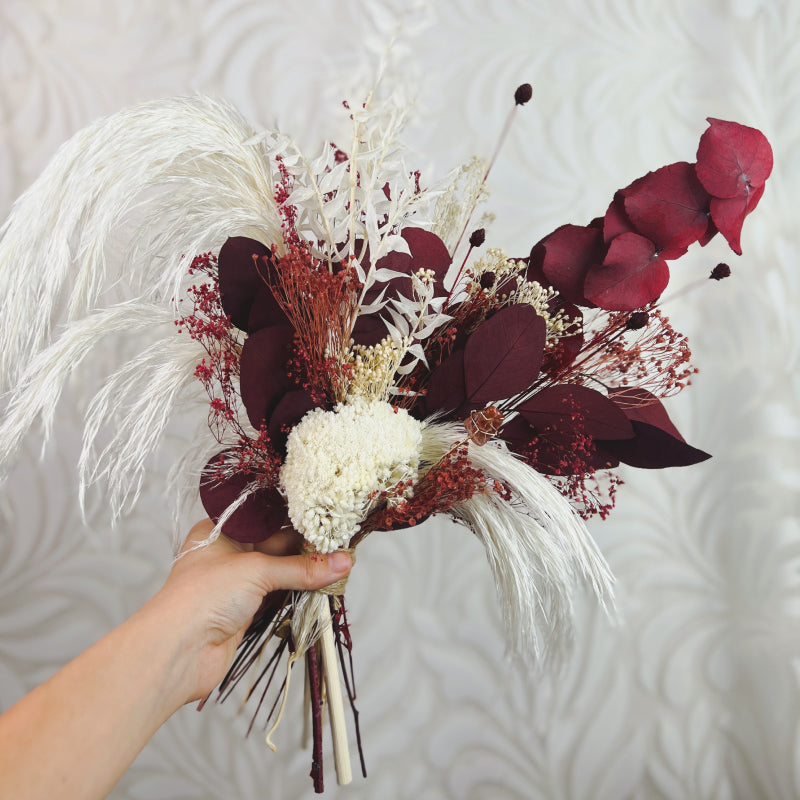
[132,588,207,713]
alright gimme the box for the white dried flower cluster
[280,397,423,553]
[471,248,582,340]
[343,336,403,400]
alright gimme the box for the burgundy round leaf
[268,389,321,456]
[199,454,288,543]
[696,118,773,199]
[351,310,389,348]
[709,182,765,255]
[597,421,710,469]
[239,325,294,429]
[465,305,546,404]
[603,193,638,244]
[375,227,452,299]
[218,237,272,331]
[698,214,718,247]
[247,283,290,333]
[499,414,536,453]
[518,385,634,440]
[607,386,684,441]
[584,232,670,311]
[536,224,604,306]
[425,348,466,415]
[621,162,712,259]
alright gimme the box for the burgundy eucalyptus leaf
[218,237,272,331]
[607,386,685,440]
[596,421,710,469]
[239,325,294,429]
[518,385,634,440]
[464,305,546,404]
[268,389,321,456]
[499,414,535,453]
[695,118,773,200]
[584,232,669,311]
[247,283,290,333]
[200,454,288,543]
[425,348,466,415]
[621,162,711,259]
[603,193,638,243]
[709,183,765,255]
[373,227,451,299]
[533,224,604,306]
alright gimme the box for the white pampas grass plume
[0,95,281,393]
[420,421,615,660]
[0,96,283,517]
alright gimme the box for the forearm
[0,593,194,800]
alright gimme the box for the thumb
[249,549,353,594]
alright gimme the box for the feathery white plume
[0,96,283,510]
[420,421,615,660]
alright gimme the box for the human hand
[150,519,352,705]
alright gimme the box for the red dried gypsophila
[511,394,623,520]
[176,253,241,439]
[274,156,300,247]
[547,305,696,398]
[555,471,623,521]
[177,253,281,484]
[357,444,506,538]
[268,241,361,402]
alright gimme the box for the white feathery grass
[420,421,615,661]
[0,304,176,479]
[0,95,282,393]
[78,334,209,522]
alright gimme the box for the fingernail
[329,551,352,574]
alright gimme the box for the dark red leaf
[698,214,718,247]
[464,305,546,404]
[518,385,634,440]
[596,421,710,469]
[425,348,466,415]
[268,389,320,456]
[696,118,773,199]
[709,182,765,255]
[239,325,294,429]
[603,193,637,243]
[200,454,288,543]
[607,386,684,441]
[500,414,535,453]
[621,162,711,259]
[534,224,604,306]
[247,283,290,333]
[375,227,452,298]
[584,233,670,311]
[218,237,272,331]
[350,311,388,348]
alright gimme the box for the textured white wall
[1,2,797,798]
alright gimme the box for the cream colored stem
[319,600,352,785]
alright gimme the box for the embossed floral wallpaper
[0,1,797,798]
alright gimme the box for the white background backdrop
[1,1,798,798]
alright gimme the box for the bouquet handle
[319,598,352,785]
